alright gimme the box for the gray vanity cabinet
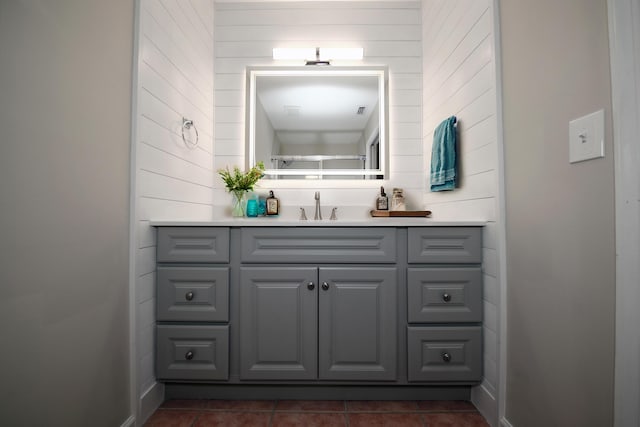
[154,225,484,397]
[239,266,397,381]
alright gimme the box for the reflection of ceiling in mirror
[256,75,379,134]
[275,130,364,146]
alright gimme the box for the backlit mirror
[247,67,388,180]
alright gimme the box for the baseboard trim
[139,382,165,426]
[165,384,472,401]
[120,415,135,427]
[501,417,515,427]
[471,383,497,426]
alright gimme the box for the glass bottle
[391,188,406,211]
[376,186,388,210]
[246,198,259,217]
[266,190,279,216]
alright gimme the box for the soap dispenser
[266,190,279,216]
[376,186,389,210]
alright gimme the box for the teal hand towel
[430,116,457,191]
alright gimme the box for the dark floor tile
[349,412,424,427]
[424,412,489,427]
[347,400,419,412]
[275,400,345,412]
[160,399,208,410]
[144,409,199,427]
[417,400,478,412]
[194,411,271,427]
[272,412,347,427]
[205,399,276,411]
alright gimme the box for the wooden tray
[370,210,431,218]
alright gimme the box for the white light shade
[319,47,364,60]
[272,47,364,61]
[272,48,316,60]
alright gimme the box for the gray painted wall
[0,1,134,426]
[500,1,615,426]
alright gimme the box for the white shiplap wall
[214,1,423,207]
[133,0,214,421]
[422,0,502,424]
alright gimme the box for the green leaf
[218,161,265,192]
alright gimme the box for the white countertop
[150,207,485,227]
[149,218,485,227]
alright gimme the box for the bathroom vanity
[152,221,483,400]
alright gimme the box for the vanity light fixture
[305,48,332,66]
[272,47,316,61]
[272,47,364,65]
[320,47,364,61]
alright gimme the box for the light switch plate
[569,109,605,163]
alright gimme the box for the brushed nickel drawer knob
[321,282,330,291]
[185,351,194,360]
[442,352,451,363]
[307,281,315,290]
[442,293,451,302]
[185,291,194,301]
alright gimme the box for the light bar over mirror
[272,47,364,64]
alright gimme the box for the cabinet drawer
[407,326,482,382]
[157,227,229,263]
[241,228,396,263]
[156,325,229,381]
[408,227,481,264]
[157,267,229,322]
[407,268,482,323]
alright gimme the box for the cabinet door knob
[307,281,315,290]
[185,291,195,301]
[441,352,451,363]
[442,293,451,302]
[185,351,194,360]
[321,282,330,291]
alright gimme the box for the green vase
[231,191,246,217]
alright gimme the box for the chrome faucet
[314,191,322,220]
[330,207,338,221]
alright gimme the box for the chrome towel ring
[181,117,199,148]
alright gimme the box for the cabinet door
[318,267,397,381]
[239,267,318,380]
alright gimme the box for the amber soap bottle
[266,190,279,216]
[376,186,388,210]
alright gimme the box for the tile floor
[144,399,490,426]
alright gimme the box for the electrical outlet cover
[569,109,605,163]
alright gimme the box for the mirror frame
[246,66,388,180]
